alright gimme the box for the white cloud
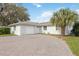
[31,9,79,23]
[31,10,53,23]
[76,9,79,14]
[41,11,53,17]
[33,3,42,8]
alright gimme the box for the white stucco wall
[10,25,72,35]
[10,25,21,35]
[65,26,73,35]
[41,25,73,35]
[34,26,41,33]
[10,27,14,34]
[41,26,61,35]
[10,25,41,35]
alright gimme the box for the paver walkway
[0,34,73,56]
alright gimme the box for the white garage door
[20,26,35,35]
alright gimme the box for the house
[9,21,73,35]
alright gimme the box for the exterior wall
[34,26,42,34]
[65,26,73,35]
[41,26,61,35]
[41,26,73,35]
[10,27,14,34]
[10,25,73,35]
[10,25,21,35]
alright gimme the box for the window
[43,26,47,30]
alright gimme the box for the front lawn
[64,36,79,56]
[0,34,16,36]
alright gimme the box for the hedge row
[0,27,10,35]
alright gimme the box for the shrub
[71,22,79,36]
[0,27,10,35]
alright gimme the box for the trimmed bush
[0,27,10,35]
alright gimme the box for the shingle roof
[9,21,52,26]
[40,22,52,26]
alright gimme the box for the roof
[40,22,52,26]
[9,21,52,26]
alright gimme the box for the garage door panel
[21,26,35,35]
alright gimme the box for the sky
[20,3,79,23]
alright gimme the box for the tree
[50,8,78,35]
[0,3,30,26]
[71,22,79,36]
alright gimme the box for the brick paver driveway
[0,34,73,56]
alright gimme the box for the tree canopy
[71,22,79,36]
[50,8,78,35]
[0,3,30,26]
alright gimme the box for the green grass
[64,36,79,56]
[0,34,16,36]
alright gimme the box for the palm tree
[50,8,78,35]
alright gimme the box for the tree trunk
[61,26,65,36]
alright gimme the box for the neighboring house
[9,21,73,35]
